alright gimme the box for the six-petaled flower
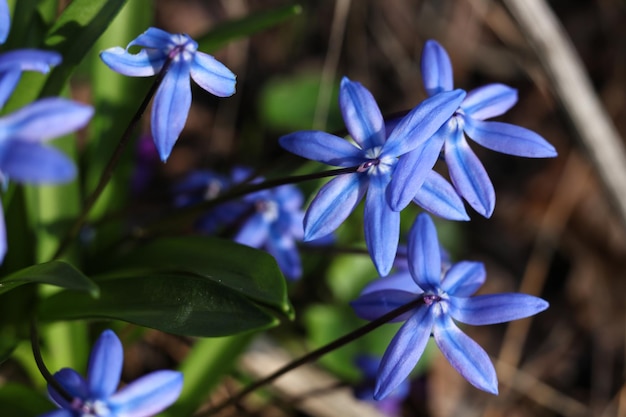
[42,330,183,417]
[388,40,557,217]
[280,77,465,275]
[351,213,549,399]
[100,27,236,162]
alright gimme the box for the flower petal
[441,261,485,296]
[350,289,418,322]
[449,293,549,325]
[128,27,174,49]
[374,305,434,400]
[444,121,495,217]
[266,230,301,280]
[407,213,442,291]
[0,98,93,142]
[339,77,385,150]
[49,368,89,408]
[433,314,498,394]
[151,59,192,161]
[304,173,367,240]
[360,270,421,294]
[0,69,19,115]
[387,131,444,211]
[100,47,164,77]
[364,172,399,276]
[0,0,9,44]
[190,52,236,97]
[0,141,76,183]
[88,329,123,399]
[421,40,454,96]
[461,84,517,120]
[234,212,269,248]
[464,118,557,157]
[413,170,470,221]
[383,89,465,157]
[279,131,364,167]
[0,49,61,74]
[108,370,183,417]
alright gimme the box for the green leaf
[39,270,280,337]
[0,383,53,417]
[0,260,98,296]
[105,236,293,318]
[198,4,302,53]
[0,336,18,365]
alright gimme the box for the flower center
[167,34,197,62]
[423,293,442,306]
[71,398,110,417]
[358,146,395,175]
[256,199,279,222]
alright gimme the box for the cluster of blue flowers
[1,0,555,411]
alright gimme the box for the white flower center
[167,34,197,62]
[256,199,279,222]
[71,398,110,417]
[358,146,396,175]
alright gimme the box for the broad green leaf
[39,270,279,337]
[198,4,302,53]
[0,260,98,296]
[105,236,293,318]
[259,73,343,131]
[162,335,252,417]
[0,383,53,417]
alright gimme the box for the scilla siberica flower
[388,40,557,217]
[100,27,236,162]
[351,213,548,399]
[0,0,9,44]
[42,330,183,417]
[280,77,465,276]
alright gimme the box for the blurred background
[98,1,626,416]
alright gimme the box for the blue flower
[351,213,549,399]
[0,0,9,44]
[100,27,236,162]
[388,40,557,216]
[353,355,410,417]
[42,329,183,417]
[280,77,465,276]
[0,97,93,262]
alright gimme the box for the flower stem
[52,57,174,260]
[30,318,74,404]
[202,296,424,416]
[135,165,359,237]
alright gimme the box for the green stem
[202,296,425,416]
[52,57,174,260]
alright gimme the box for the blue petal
[444,120,495,217]
[461,84,517,120]
[421,40,454,96]
[413,170,470,221]
[407,213,441,291]
[339,77,385,150]
[279,131,364,167]
[304,173,367,240]
[374,305,434,400]
[100,47,164,77]
[449,293,549,325]
[151,59,192,161]
[364,172,399,276]
[440,261,485,296]
[432,314,498,394]
[360,270,422,294]
[266,230,301,280]
[383,89,465,158]
[0,69,19,118]
[88,329,123,399]
[0,49,61,73]
[0,203,5,264]
[350,289,417,322]
[190,52,236,97]
[0,141,75,183]
[234,213,269,248]
[464,118,557,157]
[128,27,175,49]
[0,0,10,44]
[108,370,183,417]
[49,368,89,407]
[387,130,444,211]
[274,184,304,212]
[0,98,93,142]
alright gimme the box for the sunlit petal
[109,371,183,417]
[407,213,441,291]
[88,330,123,399]
[191,52,236,97]
[0,141,75,183]
[0,49,61,73]
[449,293,549,325]
[279,131,364,167]
[461,84,517,120]
[421,40,454,96]
[413,170,469,221]
[100,47,163,76]
[440,261,485,296]
[339,77,385,150]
